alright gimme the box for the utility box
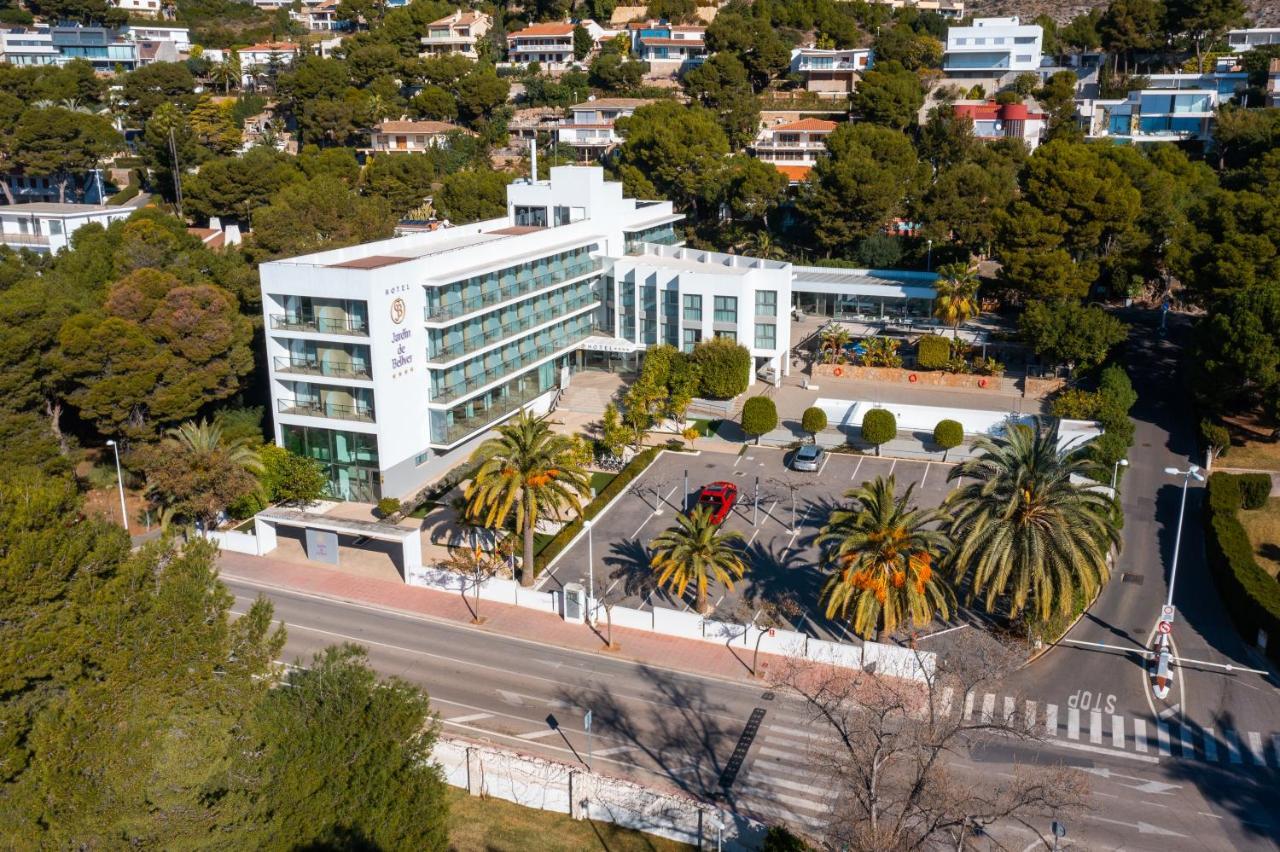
[563,583,586,623]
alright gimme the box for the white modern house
[0,27,61,66]
[943,16,1043,78]
[121,25,192,52]
[259,165,935,502]
[506,23,575,66]
[628,21,706,67]
[790,47,872,96]
[238,42,300,87]
[1226,27,1280,52]
[556,98,652,155]
[420,9,491,58]
[870,0,964,18]
[1079,72,1246,144]
[0,197,145,253]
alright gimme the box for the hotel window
[683,293,702,321]
[715,330,736,342]
[755,290,777,317]
[754,322,776,349]
[682,327,701,352]
[713,295,737,323]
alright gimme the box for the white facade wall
[944,16,1042,75]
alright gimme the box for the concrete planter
[813,363,1013,392]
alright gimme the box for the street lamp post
[106,439,128,533]
[584,518,595,624]
[1163,464,1205,614]
[1111,458,1129,492]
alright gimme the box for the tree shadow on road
[553,663,756,810]
[603,537,657,601]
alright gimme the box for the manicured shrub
[916,334,950,370]
[1204,472,1280,666]
[533,447,660,573]
[741,396,778,444]
[1050,388,1100,420]
[376,497,402,518]
[801,406,828,438]
[933,419,963,460]
[692,337,751,399]
[1239,473,1272,510]
[1200,419,1230,459]
[860,408,896,455]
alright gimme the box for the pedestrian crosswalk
[739,694,1280,825]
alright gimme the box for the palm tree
[464,411,590,586]
[648,506,748,614]
[146,418,263,529]
[816,476,953,641]
[819,324,852,364]
[744,230,785,260]
[932,262,980,338]
[944,417,1121,625]
[209,57,239,95]
[167,418,260,467]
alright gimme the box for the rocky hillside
[967,0,1280,28]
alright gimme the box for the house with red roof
[948,99,1046,150]
[420,10,491,59]
[750,118,839,183]
[506,22,575,66]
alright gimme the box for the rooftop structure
[420,9,491,59]
[948,99,1047,150]
[0,196,148,254]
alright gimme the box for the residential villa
[628,21,705,67]
[1226,27,1280,52]
[420,10,491,59]
[293,1,344,32]
[259,164,935,500]
[942,16,1043,79]
[0,27,60,66]
[751,118,838,183]
[556,98,652,156]
[506,23,575,66]
[365,119,476,153]
[51,24,138,72]
[1270,58,1280,108]
[948,99,1047,150]
[121,25,192,52]
[112,0,164,17]
[0,195,148,254]
[238,42,301,87]
[790,47,873,96]
[1079,72,1246,144]
[870,0,964,18]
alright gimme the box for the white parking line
[447,713,494,724]
[1003,696,1015,724]
[1044,703,1058,737]
[888,459,897,476]
[594,746,636,757]
[1067,707,1080,740]
[1247,731,1265,765]
[1156,722,1172,756]
[980,693,995,723]
[1025,700,1036,732]
[1111,715,1124,748]
[920,462,930,486]
[939,686,954,717]
[850,456,864,481]
[817,450,830,476]
[963,691,975,720]
[1090,710,1103,744]
[517,728,561,740]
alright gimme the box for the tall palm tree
[932,261,980,338]
[945,417,1121,624]
[816,476,953,641]
[819,324,852,364]
[167,418,260,467]
[209,56,239,95]
[464,411,590,586]
[649,506,748,614]
[146,418,263,529]
[745,230,785,260]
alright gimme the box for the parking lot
[537,448,962,642]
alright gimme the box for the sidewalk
[217,550,798,685]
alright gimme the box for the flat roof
[0,201,136,216]
[793,265,937,297]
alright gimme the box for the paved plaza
[537,447,962,641]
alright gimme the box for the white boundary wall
[433,735,765,850]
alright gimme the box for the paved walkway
[218,550,797,685]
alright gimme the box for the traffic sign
[1158,621,1172,635]
[1160,605,1175,623]
[768,628,776,637]
[1052,821,1067,838]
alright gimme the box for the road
[224,572,1277,849]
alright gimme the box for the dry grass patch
[1238,497,1280,579]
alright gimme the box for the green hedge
[1204,473,1280,666]
[107,182,140,206]
[1238,473,1272,510]
[916,335,950,370]
[533,447,660,574]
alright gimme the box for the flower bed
[813,363,1013,391]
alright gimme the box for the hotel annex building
[260,166,935,501]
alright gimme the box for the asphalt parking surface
[538,447,962,641]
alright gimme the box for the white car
[792,444,825,471]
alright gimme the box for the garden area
[1205,472,1280,667]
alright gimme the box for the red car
[694,481,738,524]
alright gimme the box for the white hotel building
[260,166,930,502]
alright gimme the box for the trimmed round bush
[916,334,950,370]
[376,497,402,518]
[741,396,778,444]
[1238,473,1273,510]
[861,408,897,455]
[801,406,828,438]
[933,419,963,460]
[692,337,751,400]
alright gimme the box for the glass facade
[682,327,701,352]
[714,295,737,323]
[424,247,599,323]
[271,296,369,335]
[426,280,597,363]
[619,274,637,342]
[755,290,777,317]
[792,291,933,320]
[275,341,372,380]
[430,359,562,445]
[429,313,595,403]
[662,289,679,346]
[282,425,380,501]
[682,293,702,321]
[641,282,657,345]
[624,222,680,253]
[279,382,375,422]
[715,330,736,342]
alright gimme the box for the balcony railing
[277,398,375,422]
[425,258,602,324]
[270,314,369,336]
[427,293,599,364]
[430,327,592,404]
[273,355,372,380]
[434,380,557,445]
[0,231,51,246]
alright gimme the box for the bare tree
[441,543,509,624]
[770,630,1089,850]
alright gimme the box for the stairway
[557,379,623,414]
